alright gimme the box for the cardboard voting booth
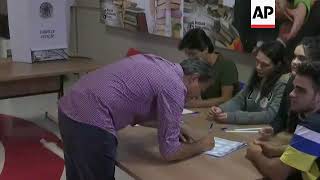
[7,0,68,63]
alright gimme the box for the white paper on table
[182,109,194,115]
[205,137,247,157]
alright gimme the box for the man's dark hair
[296,61,320,91]
[178,28,214,53]
[180,58,212,82]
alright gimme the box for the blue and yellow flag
[281,120,320,180]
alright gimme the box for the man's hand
[207,106,228,123]
[197,133,215,152]
[179,130,194,144]
[180,123,207,143]
[180,124,196,143]
[279,3,307,42]
[258,127,274,141]
[246,142,263,161]
[254,140,284,158]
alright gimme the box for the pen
[225,130,259,133]
[233,127,263,131]
[209,122,214,129]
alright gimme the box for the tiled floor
[0,90,133,180]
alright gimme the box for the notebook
[205,137,247,157]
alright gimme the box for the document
[182,108,195,115]
[205,137,247,157]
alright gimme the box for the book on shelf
[219,28,233,43]
[171,0,181,5]
[170,3,181,9]
[123,10,148,32]
[124,23,138,31]
[125,7,144,13]
[157,0,167,6]
[124,14,137,24]
[124,19,137,26]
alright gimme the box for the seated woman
[207,40,288,125]
[178,28,239,108]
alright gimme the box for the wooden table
[117,109,263,180]
[0,58,102,99]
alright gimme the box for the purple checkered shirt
[58,54,186,158]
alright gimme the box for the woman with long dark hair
[207,41,288,125]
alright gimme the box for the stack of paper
[205,137,247,157]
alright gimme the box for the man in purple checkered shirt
[58,54,214,180]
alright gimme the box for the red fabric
[233,39,244,52]
[0,114,64,180]
[126,48,141,57]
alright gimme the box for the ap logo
[251,0,275,28]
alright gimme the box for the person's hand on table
[207,106,228,123]
[180,123,209,143]
[254,140,284,158]
[279,3,307,42]
[180,123,215,152]
[245,142,263,161]
[197,131,215,152]
[179,123,196,143]
[257,127,274,141]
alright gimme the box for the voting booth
[7,0,68,63]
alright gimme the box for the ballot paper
[205,137,247,157]
[182,109,195,115]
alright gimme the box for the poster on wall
[29,0,68,50]
[100,0,184,38]
[100,0,241,50]
[183,0,241,50]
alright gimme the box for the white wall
[73,0,255,82]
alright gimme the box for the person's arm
[250,153,295,179]
[293,0,312,17]
[279,0,311,42]
[254,140,288,158]
[270,75,293,134]
[219,87,247,112]
[138,121,158,128]
[164,134,214,161]
[156,86,214,161]
[222,79,287,124]
[246,143,296,180]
